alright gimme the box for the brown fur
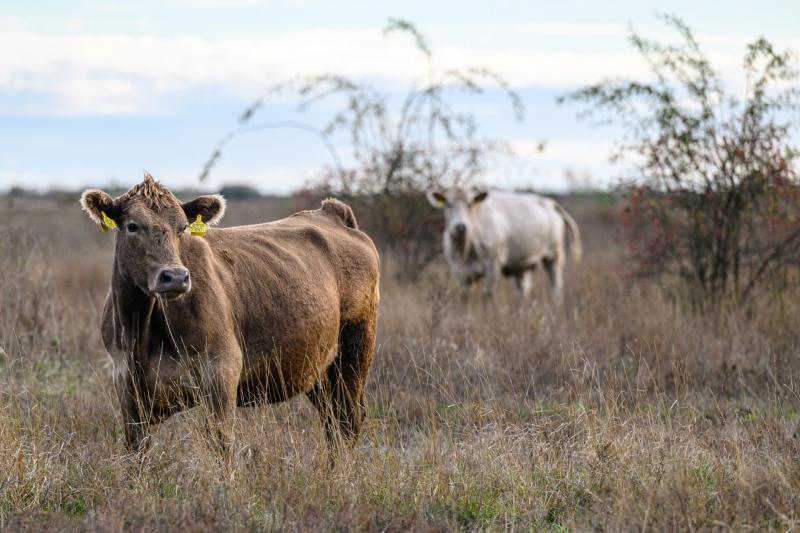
[81,175,380,456]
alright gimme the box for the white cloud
[201,163,321,194]
[0,16,28,30]
[513,22,625,38]
[515,21,800,50]
[168,0,262,6]
[0,28,431,115]
[493,138,621,191]
[0,25,792,117]
[512,138,612,163]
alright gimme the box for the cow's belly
[236,308,341,406]
[506,232,557,265]
[502,252,546,275]
[130,328,341,409]
[237,346,338,406]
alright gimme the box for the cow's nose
[155,267,191,294]
[453,223,467,236]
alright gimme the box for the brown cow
[80,174,380,456]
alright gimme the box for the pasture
[2,194,800,531]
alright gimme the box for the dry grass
[2,195,800,531]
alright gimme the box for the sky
[0,0,798,194]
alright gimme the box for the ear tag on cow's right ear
[100,211,117,232]
[189,215,207,237]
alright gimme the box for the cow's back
[202,206,379,359]
[478,191,564,266]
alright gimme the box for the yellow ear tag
[189,214,207,237]
[100,211,117,232]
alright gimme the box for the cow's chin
[154,289,190,301]
[450,234,469,256]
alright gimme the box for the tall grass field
[2,195,800,531]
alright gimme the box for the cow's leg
[309,312,377,453]
[198,347,242,461]
[481,260,502,298]
[514,269,535,298]
[113,362,151,453]
[332,316,376,442]
[542,255,564,304]
[306,377,336,448]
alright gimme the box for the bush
[562,15,800,304]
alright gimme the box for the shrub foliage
[562,15,800,302]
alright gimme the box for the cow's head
[426,187,489,251]
[80,173,226,299]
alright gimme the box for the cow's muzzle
[451,223,467,240]
[450,223,468,250]
[154,267,191,297]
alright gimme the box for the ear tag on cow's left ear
[100,211,117,232]
[189,214,207,237]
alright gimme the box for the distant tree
[8,186,33,198]
[201,19,525,277]
[218,184,262,200]
[561,15,800,304]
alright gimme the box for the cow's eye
[181,224,189,234]
[126,223,139,233]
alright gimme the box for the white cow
[426,188,582,302]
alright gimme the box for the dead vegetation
[2,196,800,531]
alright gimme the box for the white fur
[434,189,581,302]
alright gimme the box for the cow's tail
[321,198,358,229]
[554,202,582,263]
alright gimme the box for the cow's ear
[181,194,226,226]
[471,190,489,205]
[80,189,118,225]
[426,189,448,209]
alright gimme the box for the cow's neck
[110,262,179,359]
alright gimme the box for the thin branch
[199,121,345,183]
